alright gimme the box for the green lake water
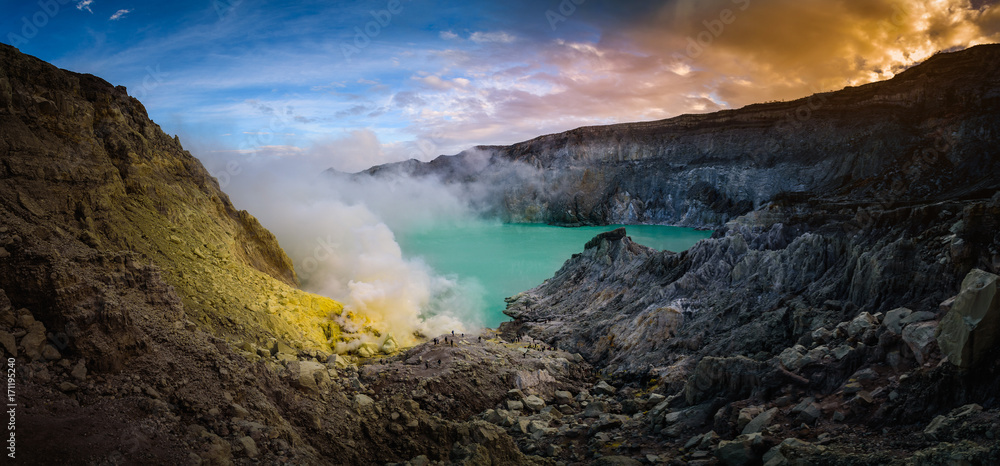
[397,223,713,328]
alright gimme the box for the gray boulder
[742,407,778,435]
[846,312,878,338]
[593,380,617,396]
[522,395,545,412]
[924,404,982,441]
[716,432,763,465]
[882,308,912,335]
[902,321,938,364]
[936,269,1000,368]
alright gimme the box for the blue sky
[4,0,1000,172]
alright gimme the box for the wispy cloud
[109,9,131,21]
[76,0,94,14]
[469,31,516,43]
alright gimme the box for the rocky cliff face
[0,43,360,364]
[368,44,1000,228]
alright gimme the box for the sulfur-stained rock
[380,335,398,354]
[936,269,1000,368]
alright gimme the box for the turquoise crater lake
[397,223,713,328]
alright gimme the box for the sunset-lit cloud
[4,0,999,172]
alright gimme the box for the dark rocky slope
[488,47,1000,463]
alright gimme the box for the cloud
[469,31,516,43]
[76,0,94,14]
[109,9,131,21]
[372,0,1000,155]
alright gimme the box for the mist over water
[197,148,709,343]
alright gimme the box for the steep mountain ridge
[0,43,355,362]
[368,44,1000,227]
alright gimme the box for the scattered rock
[271,341,297,361]
[40,344,60,361]
[645,393,666,409]
[554,390,574,405]
[847,312,878,338]
[19,321,47,360]
[354,394,375,409]
[924,404,982,441]
[737,406,763,432]
[811,326,833,343]
[742,407,778,435]
[583,400,609,418]
[763,438,825,465]
[594,380,617,396]
[591,456,642,466]
[902,321,938,364]
[883,308,913,335]
[0,331,15,357]
[237,436,258,458]
[287,360,327,393]
[523,395,545,412]
[513,369,558,396]
[716,433,763,466]
[70,360,87,381]
[900,311,936,325]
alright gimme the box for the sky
[4,0,1000,173]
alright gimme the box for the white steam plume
[196,144,489,347]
